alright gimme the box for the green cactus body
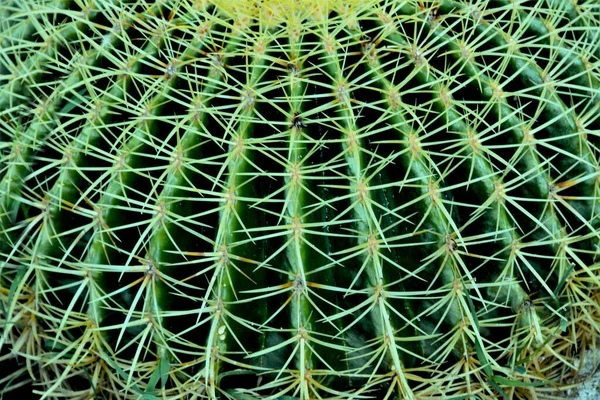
[1,0,599,398]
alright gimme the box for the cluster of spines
[1,0,600,399]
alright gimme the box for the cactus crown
[1,0,600,398]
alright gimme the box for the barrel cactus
[1,0,599,398]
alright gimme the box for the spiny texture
[1,0,600,398]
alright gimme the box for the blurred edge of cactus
[1,0,600,398]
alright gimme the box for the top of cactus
[211,0,367,28]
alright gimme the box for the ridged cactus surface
[1,0,600,398]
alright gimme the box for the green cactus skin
[1,0,600,398]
